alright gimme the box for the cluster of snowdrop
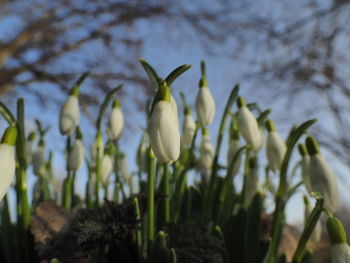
[0,60,347,263]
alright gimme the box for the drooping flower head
[195,61,215,127]
[265,119,287,172]
[236,97,262,152]
[107,99,124,141]
[199,127,214,171]
[181,105,196,150]
[68,127,84,171]
[0,126,17,201]
[327,216,350,262]
[306,136,339,213]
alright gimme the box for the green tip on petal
[27,131,36,142]
[198,77,208,88]
[305,136,320,155]
[76,127,83,140]
[157,82,171,102]
[112,99,121,108]
[298,144,308,156]
[1,126,17,145]
[327,217,348,244]
[303,195,309,205]
[237,97,246,108]
[184,106,192,116]
[69,86,80,97]
[265,119,276,132]
[202,127,209,136]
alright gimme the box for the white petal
[149,101,180,163]
[237,106,262,151]
[195,87,215,126]
[266,131,287,171]
[301,156,312,193]
[0,144,16,201]
[32,145,45,176]
[181,114,196,149]
[59,96,80,135]
[68,139,84,171]
[101,154,114,182]
[108,107,124,141]
[309,154,339,212]
[331,244,350,262]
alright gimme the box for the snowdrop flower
[265,119,287,171]
[107,99,124,141]
[199,128,214,170]
[26,131,36,166]
[227,126,241,176]
[298,144,312,193]
[90,131,103,167]
[181,106,196,150]
[327,216,350,262]
[68,128,84,171]
[136,132,149,173]
[148,83,180,164]
[306,136,339,213]
[101,148,114,183]
[244,157,259,208]
[237,97,262,152]
[32,139,45,176]
[59,87,80,136]
[195,82,215,127]
[0,126,17,201]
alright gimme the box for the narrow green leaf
[0,101,15,125]
[139,59,160,90]
[165,64,191,86]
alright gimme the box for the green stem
[71,171,76,207]
[133,198,142,263]
[62,171,72,209]
[147,147,155,244]
[206,84,239,220]
[163,163,170,225]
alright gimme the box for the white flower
[0,127,17,201]
[227,139,241,176]
[266,121,287,171]
[136,133,149,173]
[32,143,45,176]
[199,129,214,170]
[195,86,215,126]
[331,244,350,263]
[306,136,339,213]
[59,95,80,135]
[68,139,84,171]
[237,97,262,151]
[107,100,124,141]
[101,154,114,183]
[170,95,179,127]
[148,89,180,164]
[181,112,196,150]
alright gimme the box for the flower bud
[327,217,350,262]
[181,109,196,150]
[0,126,17,201]
[101,150,114,183]
[59,93,80,136]
[118,153,130,182]
[107,99,124,141]
[227,136,241,176]
[306,136,339,213]
[148,84,180,164]
[195,86,215,127]
[199,128,214,170]
[68,138,84,171]
[237,97,262,152]
[265,120,286,171]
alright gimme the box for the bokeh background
[1,0,350,228]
